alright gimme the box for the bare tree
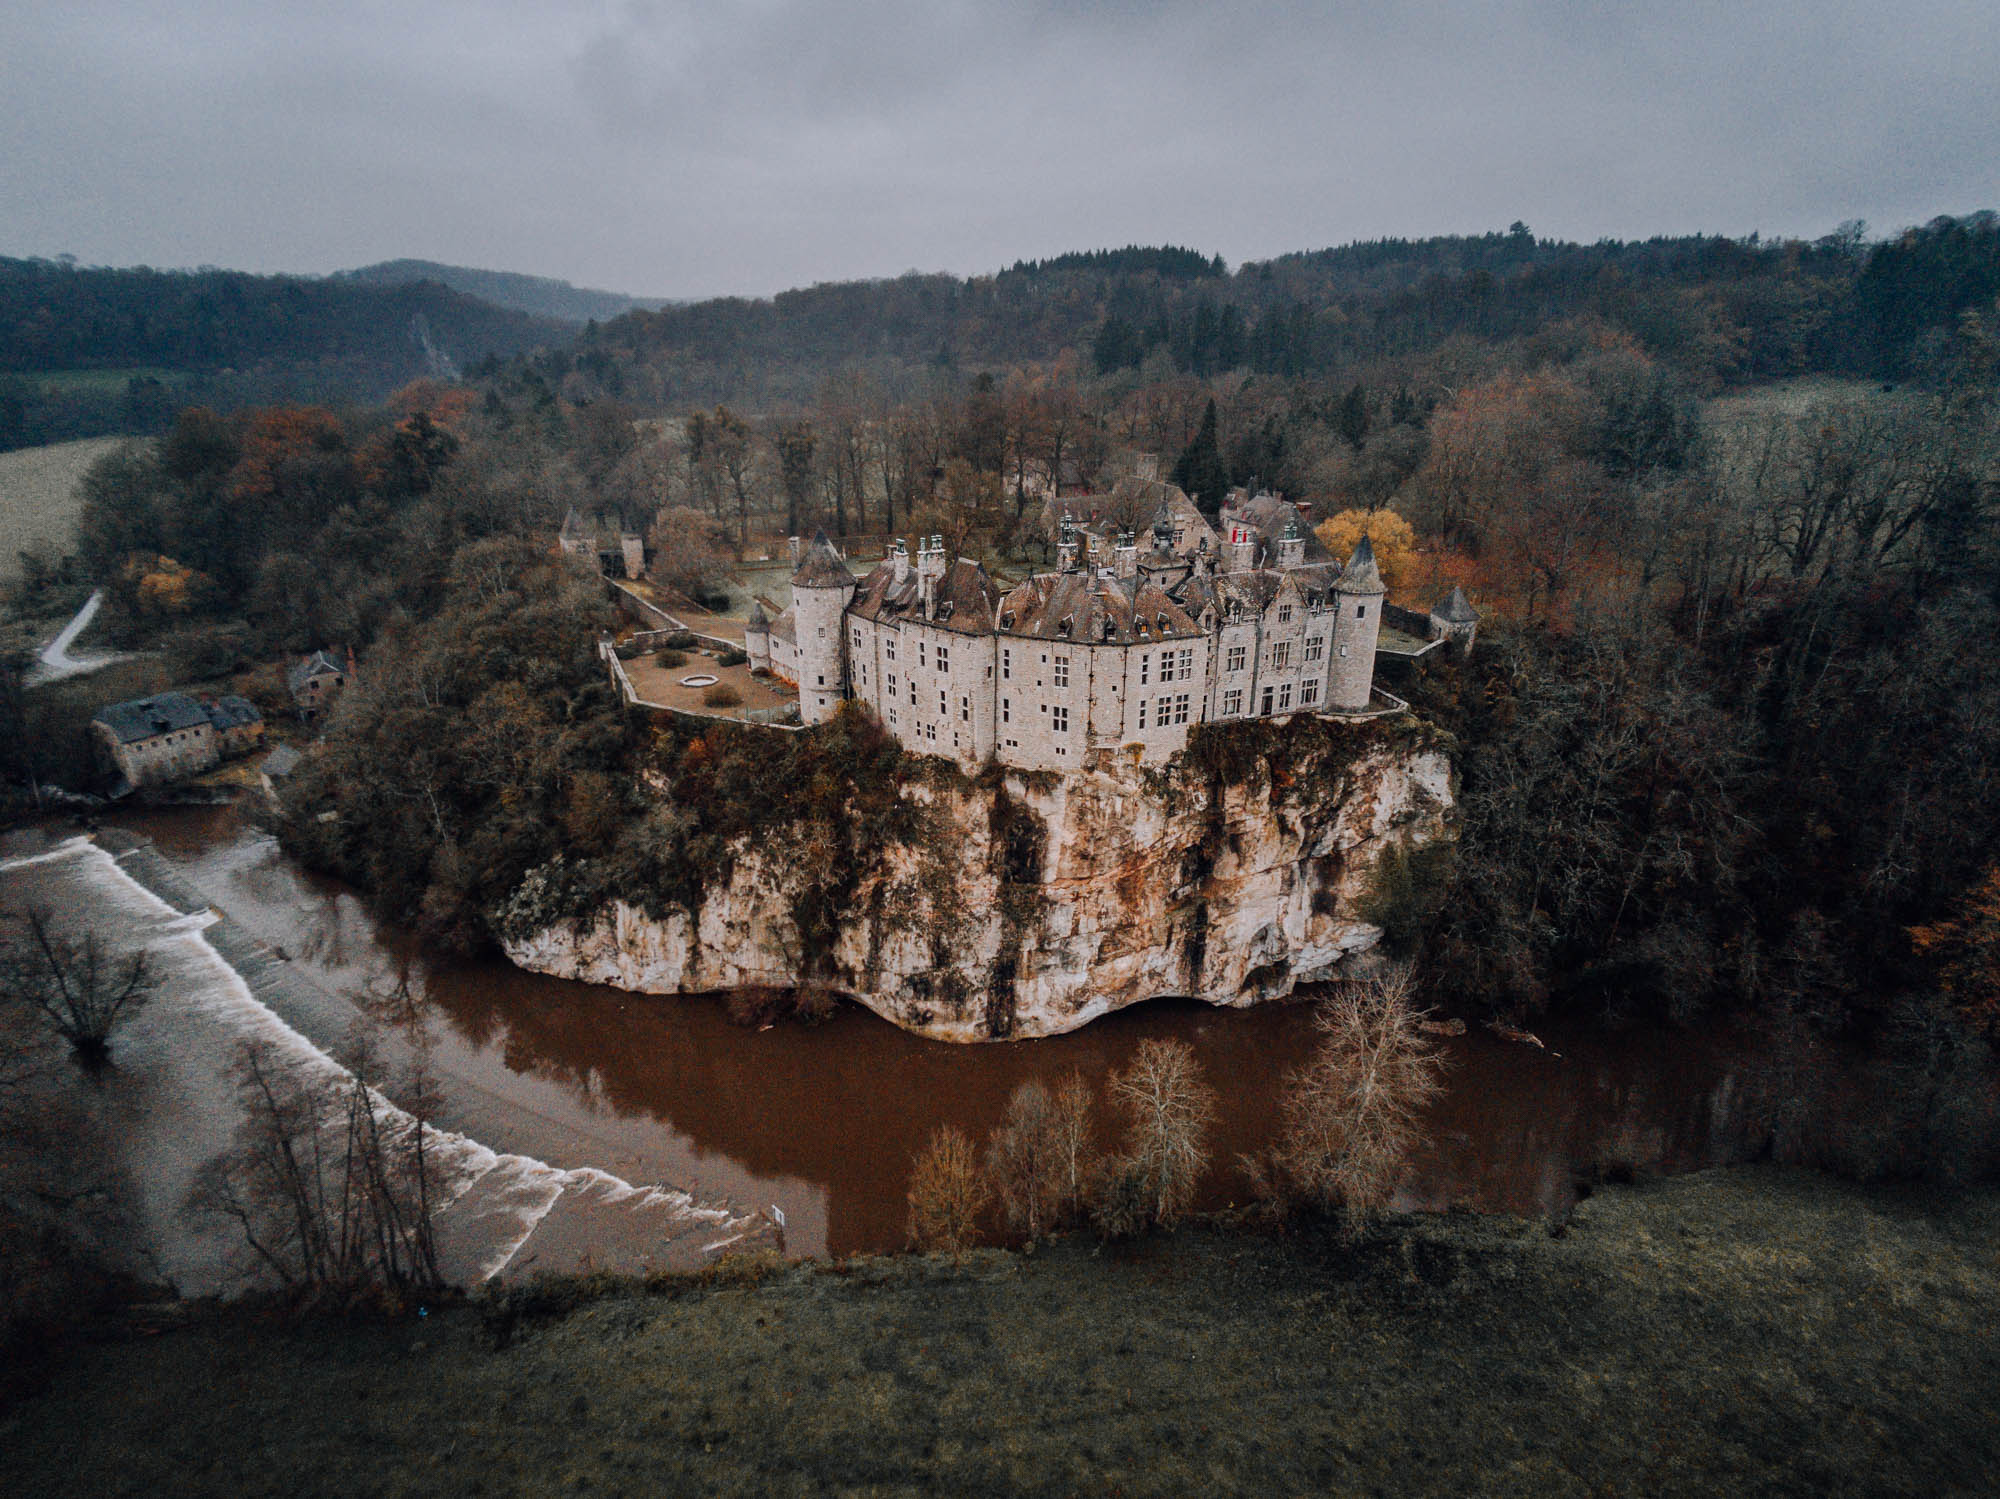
[189,1033,443,1307]
[1097,1038,1216,1232]
[982,1075,1096,1240]
[0,910,155,1069]
[1274,965,1447,1234]
[906,1124,988,1257]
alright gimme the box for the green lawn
[0,435,126,584]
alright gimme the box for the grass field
[3,1167,1994,1497]
[0,435,125,584]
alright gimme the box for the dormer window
[1156,612,1169,633]
[937,600,953,621]
[1000,610,1015,630]
[1057,615,1073,637]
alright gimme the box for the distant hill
[336,259,675,324]
[0,257,568,451]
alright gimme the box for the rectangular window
[1222,689,1242,716]
[1226,644,1246,673]
[918,640,926,668]
[1138,698,1148,730]
[1001,648,1010,680]
[1302,679,1319,703]
[1278,683,1293,712]
[909,678,916,705]
[1305,635,1324,663]
[1140,653,1150,685]
[852,630,862,650]
[939,690,948,717]
[1172,693,1191,725]
[887,673,897,698]
[1262,686,1274,715]
[1002,697,1010,723]
[936,643,949,673]
[1278,604,1293,624]
[1272,642,1290,670]
[888,708,898,727]
[925,722,936,741]
[960,696,970,722]
[1176,648,1194,681]
[1051,704,1069,733]
[1054,657,1069,688]
[886,638,896,662]
[1357,604,1366,619]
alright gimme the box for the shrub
[702,684,742,709]
[907,1125,988,1256]
[716,648,748,668]
[663,629,696,649]
[653,648,688,667]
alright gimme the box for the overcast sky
[5,1,1996,299]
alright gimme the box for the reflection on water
[95,805,1765,1259]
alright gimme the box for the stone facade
[745,486,1468,771]
[91,691,264,792]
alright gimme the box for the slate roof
[792,530,857,589]
[850,557,1003,636]
[995,570,1205,645]
[1220,493,1335,568]
[745,601,769,630]
[286,650,344,695]
[93,692,213,745]
[204,696,262,730]
[1433,585,1479,623]
[1338,536,1386,595]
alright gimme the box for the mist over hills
[334,259,677,325]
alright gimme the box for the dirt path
[24,589,127,686]
[4,1167,1994,1497]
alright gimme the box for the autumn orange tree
[1314,508,1416,591]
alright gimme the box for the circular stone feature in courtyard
[680,674,719,688]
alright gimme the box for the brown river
[4,803,1770,1272]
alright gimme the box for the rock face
[502,719,1455,1042]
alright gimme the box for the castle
[746,485,1475,772]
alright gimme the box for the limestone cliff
[500,718,1454,1042]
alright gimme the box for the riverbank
[4,1166,1995,1497]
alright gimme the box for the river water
[3,804,1771,1268]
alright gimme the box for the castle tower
[1276,515,1305,570]
[744,600,772,674]
[1226,525,1257,574]
[1429,586,1480,656]
[1327,536,1386,711]
[1055,520,1080,574]
[791,530,856,725]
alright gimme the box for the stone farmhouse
[747,484,1476,771]
[91,691,265,793]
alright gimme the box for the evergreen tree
[1172,399,1230,512]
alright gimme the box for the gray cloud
[4,1,1996,297]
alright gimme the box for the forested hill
[541,216,2000,410]
[335,259,675,324]
[0,257,567,450]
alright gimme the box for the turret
[1429,585,1479,657]
[1055,520,1080,574]
[1226,525,1257,574]
[1327,536,1386,711]
[1276,515,1305,570]
[790,529,856,725]
[743,600,772,673]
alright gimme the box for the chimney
[1056,519,1080,573]
[891,538,910,584]
[917,534,945,615]
[1113,531,1138,578]
[788,535,803,568]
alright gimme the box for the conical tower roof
[1433,585,1478,623]
[792,529,855,589]
[1337,535,1386,594]
[745,600,769,630]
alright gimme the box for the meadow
[0,435,123,584]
